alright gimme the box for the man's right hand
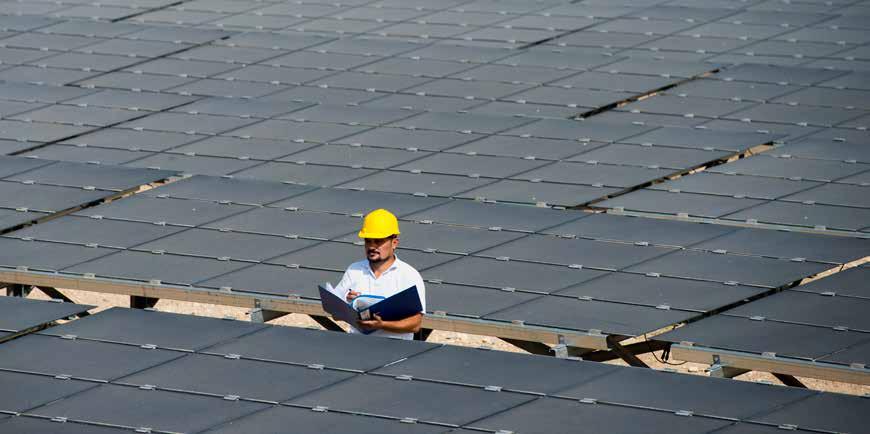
[346,291,360,302]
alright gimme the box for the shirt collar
[366,255,401,277]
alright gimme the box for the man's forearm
[373,313,423,334]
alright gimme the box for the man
[332,208,426,340]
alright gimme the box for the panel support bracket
[250,308,288,323]
[709,355,750,379]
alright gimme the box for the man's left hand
[358,313,384,330]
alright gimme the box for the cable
[643,334,687,366]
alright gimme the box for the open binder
[318,283,422,335]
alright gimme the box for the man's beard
[368,252,394,266]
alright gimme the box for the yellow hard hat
[358,208,400,239]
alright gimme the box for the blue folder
[318,284,422,335]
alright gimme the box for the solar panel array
[2,171,864,344]
[0,0,869,409]
[0,305,866,434]
[659,265,870,369]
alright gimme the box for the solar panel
[60,128,203,152]
[753,393,868,434]
[7,160,176,191]
[19,145,146,166]
[504,118,655,142]
[121,112,258,135]
[43,307,265,351]
[205,405,448,434]
[557,272,766,311]
[280,104,419,126]
[394,153,549,179]
[172,98,309,119]
[723,201,870,232]
[458,179,620,207]
[729,290,870,332]
[290,374,535,426]
[134,227,318,262]
[423,281,540,317]
[0,370,97,413]
[690,228,869,265]
[513,161,672,188]
[272,188,447,216]
[64,249,252,286]
[340,170,494,197]
[73,195,252,227]
[167,136,313,161]
[470,395,732,434]
[270,241,458,271]
[487,293,698,336]
[391,112,535,135]
[0,296,91,335]
[658,315,868,362]
[233,161,378,187]
[556,367,812,419]
[426,256,607,293]
[450,135,605,160]
[725,104,864,128]
[541,213,734,247]
[0,209,48,232]
[0,156,55,178]
[626,249,831,287]
[196,262,341,298]
[31,383,269,433]
[204,207,356,239]
[647,172,822,200]
[478,235,676,270]
[0,237,118,271]
[203,323,436,371]
[0,334,183,380]
[781,182,870,209]
[10,215,186,249]
[335,127,484,151]
[619,94,758,119]
[567,144,732,170]
[374,344,618,394]
[0,120,95,143]
[145,175,312,205]
[116,353,355,402]
[0,416,132,434]
[596,189,766,219]
[620,127,777,152]
[797,266,870,298]
[284,144,427,170]
[404,199,583,233]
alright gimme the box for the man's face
[364,236,398,264]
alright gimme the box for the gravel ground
[27,287,869,397]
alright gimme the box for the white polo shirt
[333,255,426,340]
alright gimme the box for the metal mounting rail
[669,343,870,386]
[0,268,611,351]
